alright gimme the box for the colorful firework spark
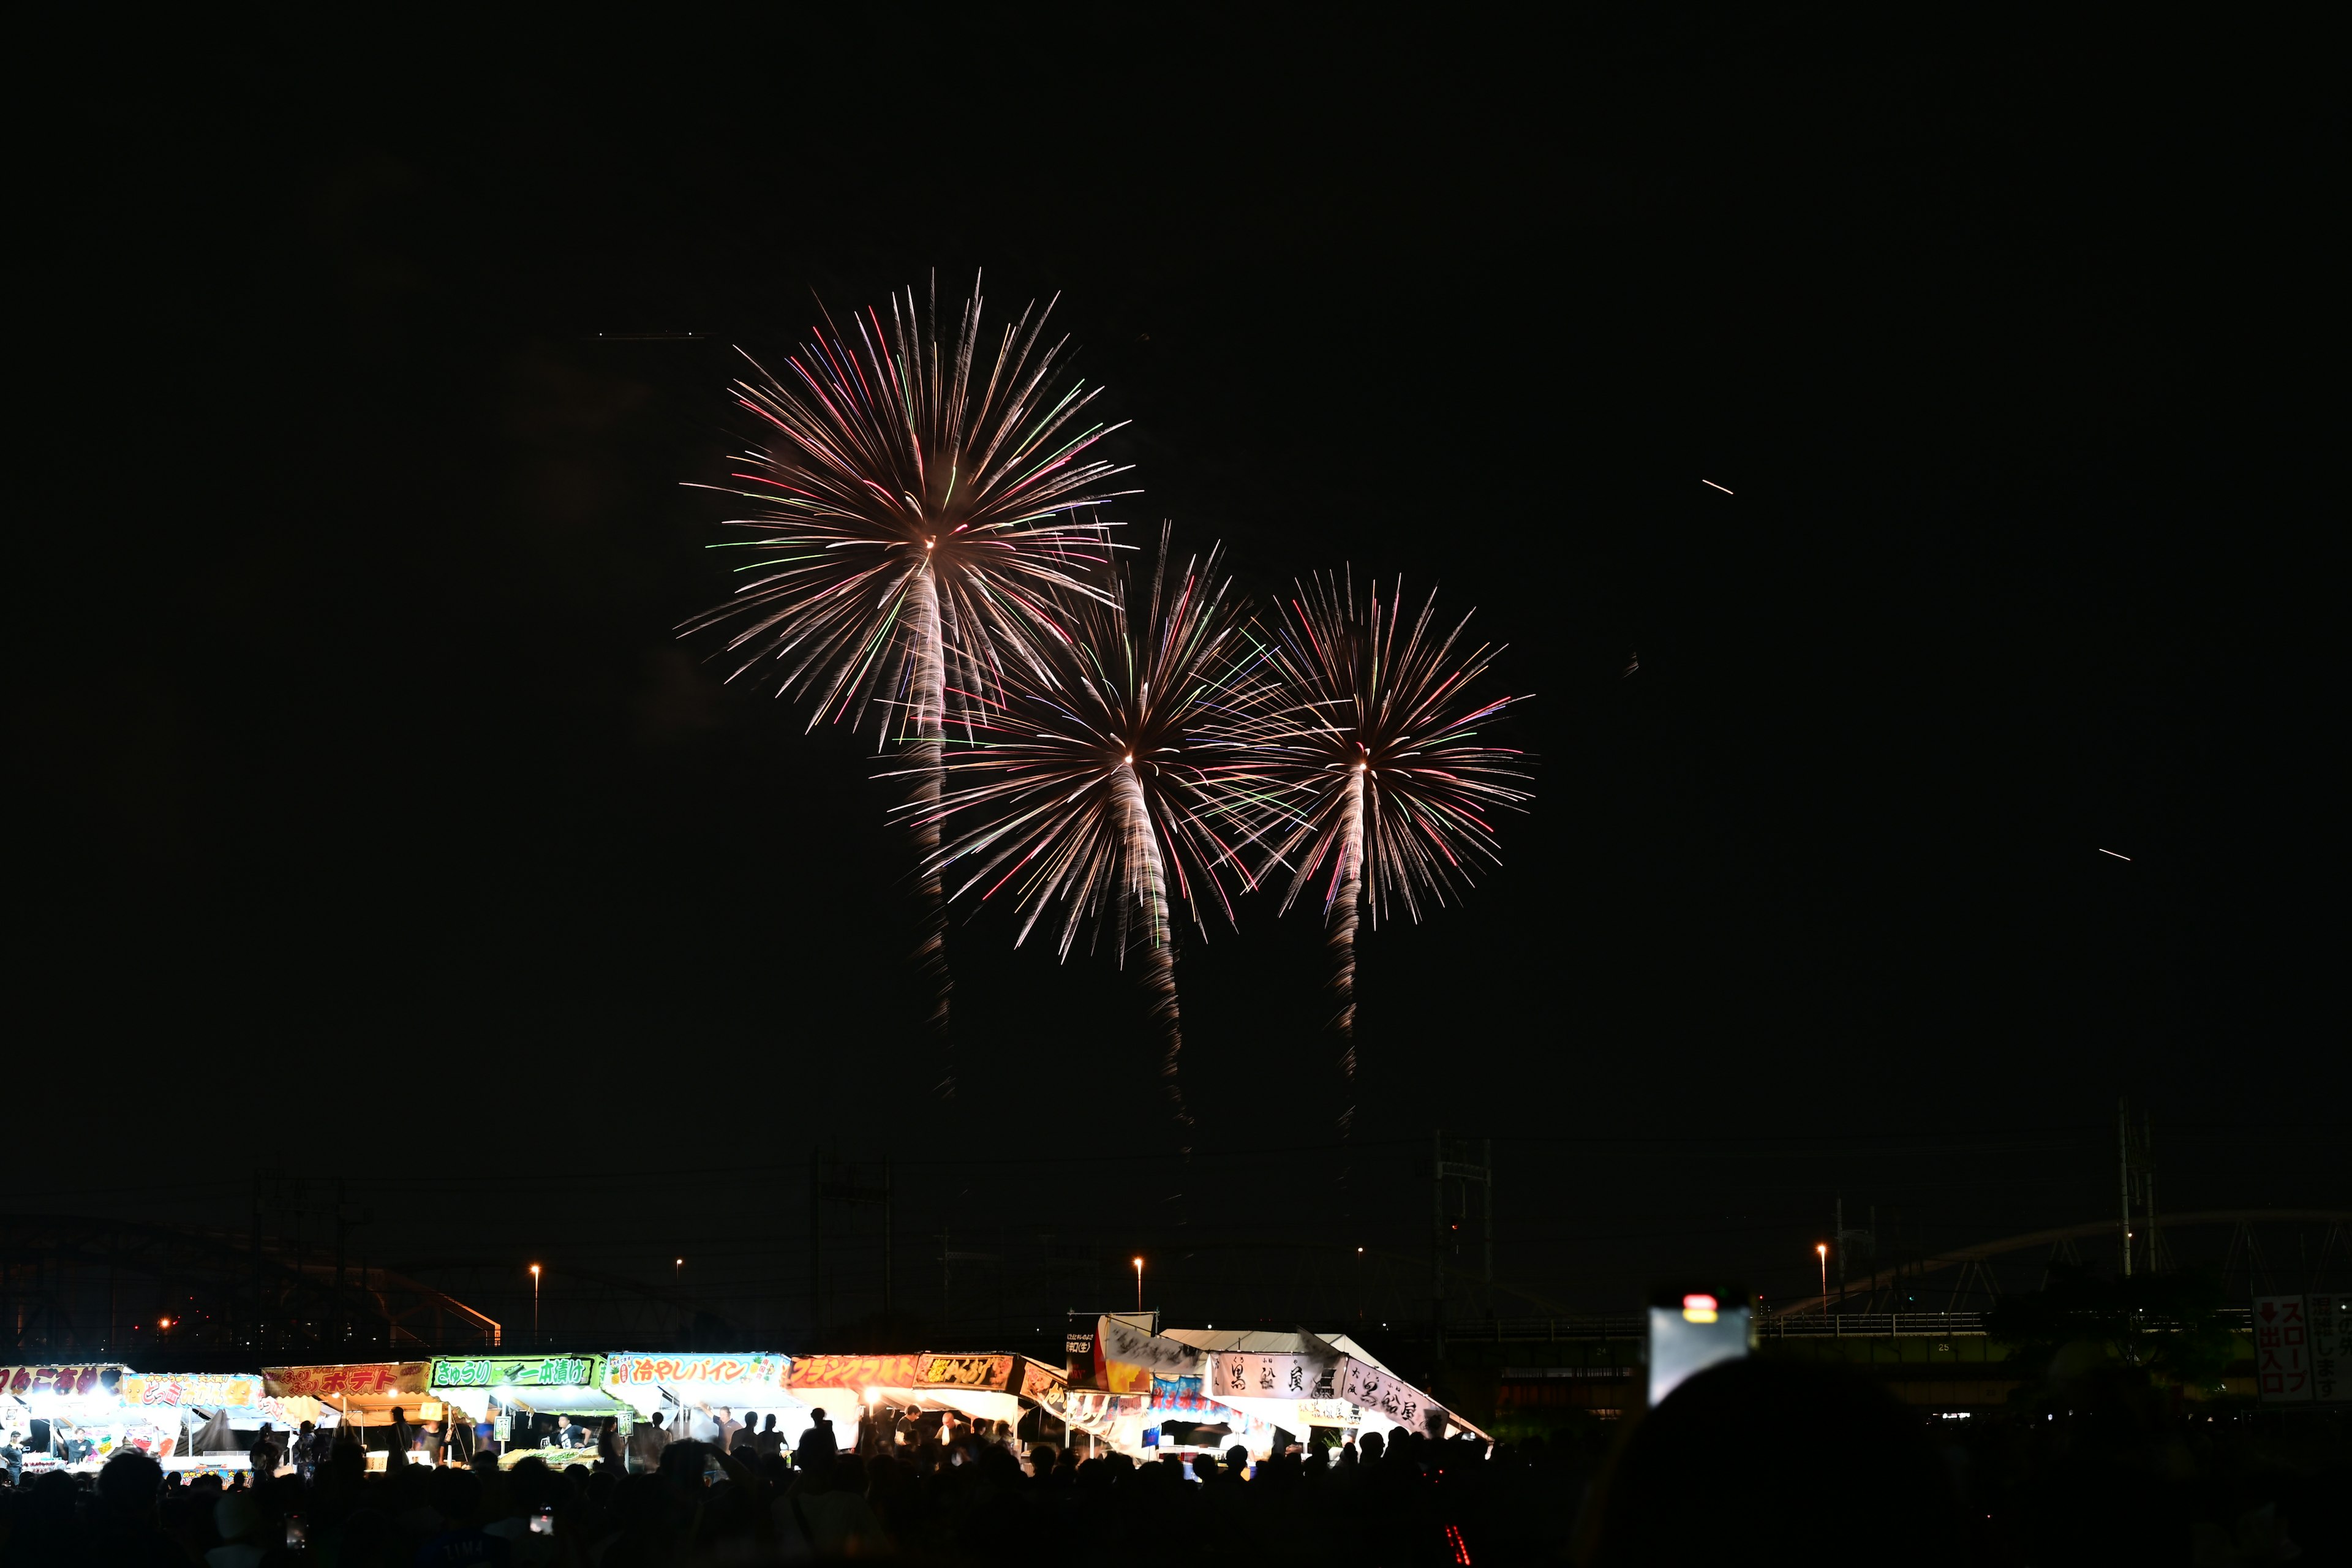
[903,529,1270,1135]
[1229,571,1532,1122]
[680,274,1133,1064]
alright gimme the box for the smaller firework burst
[897,528,1273,1128]
[1227,571,1533,1096]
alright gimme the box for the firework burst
[905,529,1270,1135]
[680,274,1133,1069]
[1232,572,1532,1126]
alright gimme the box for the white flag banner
[1341,1359,1442,1435]
[1208,1352,1344,1402]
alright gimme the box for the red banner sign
[262,1363,429,1399]
[787,1354,921,1391]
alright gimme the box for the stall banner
[1341,1360,1445,1436]
[1098,1317,1199,1395]
[2,1367,123,1398]
[263,1363,429,1400]
[1296,1398,1361,1425]
[787,1354,921,1391]
[119,1375,262,1411]
[2255,1295,2312,1403]
[917,1353,1015,1392]
[1145,1376,1220,1415]
[431,1355,601,1390]
[1210,1352,1344,1402]
[1036,1384,1128,1437]
[2308,1295,2351,1404]
[1019,1360,1067,1403]
[604,1355,790,1392]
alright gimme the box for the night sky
[20,19,2337,1346]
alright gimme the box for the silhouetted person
[386,1404,414,1471]
[799,1409,839,1472]
[1585,1358,1966,1567]
[247,1421,281,1480]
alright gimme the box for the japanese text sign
[787,1354,921,1390]
[430,1355,600,1390]
[2254,1295,2312,1403]
[603,1355,790,1390]
[917,1354,1014,1392]
[263,1363,428,1399]
[2307,1294,2350,1404]
[1209,1352,1342,1401]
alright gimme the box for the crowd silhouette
[0,1358,2343,1564]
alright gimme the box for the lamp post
[1356,1247,1366,1322]
[1133,1257,1144,1314]
[1817,1243,1829,1316]
[676,1257,684,1288]
[530,1264,541,1345]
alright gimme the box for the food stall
[600,1352,803,1448]
[428,1353,634,1469]
[1,1365,132,1475]
[261,1362,435,1468]
[118,1373,320,1479]
[782,1352,1073,1454]
[1064,1319,1491,1461]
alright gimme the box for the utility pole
[1483,1137,1495,1300]
[810,1151,893,1343]
[1431,1132,1495,1329]
[2126,1100,2145,1278]
[809,1149,821,1343]
[1834,1196,1846,1310]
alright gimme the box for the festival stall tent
[0,1367,320,1479]
[782,1353,1073,1453]
[428,1353,635,1468]
[599,1352,804,1444]
[0,1366,129,1474]
[260,1362,436,1466]
[116,1372,322,1476]
[1063,1319,1492,1461]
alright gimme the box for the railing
[1759,1313,1986,1337]
[1425,1311,1987,1341]
[1433,1305,2253,1343]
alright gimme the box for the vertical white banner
[2305,1293,2349,1404]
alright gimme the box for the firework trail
[1229,571,1533,1132]
[904,528,1271,1140]
[680,274,1133,1084]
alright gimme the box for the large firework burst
[1233,572,1532,1125]
[907,530,1269,1134]
[681,275,1132,1067]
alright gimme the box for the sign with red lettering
[786,1354,921,1391]
[0,1367,123,1399]
[2254,1295,2312,1403]
[262,1363,429,1399]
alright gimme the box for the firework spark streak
[1226,573,1533,1129]
[680,275,1133,1079]
[902,530,1269,1140]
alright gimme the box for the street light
[1817,1243,1829,1316]
[530,1264,542,1344]
[1133,1257,1144,1313]
[676,1257,684,1288]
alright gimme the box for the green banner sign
[429,1355,601,1389]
